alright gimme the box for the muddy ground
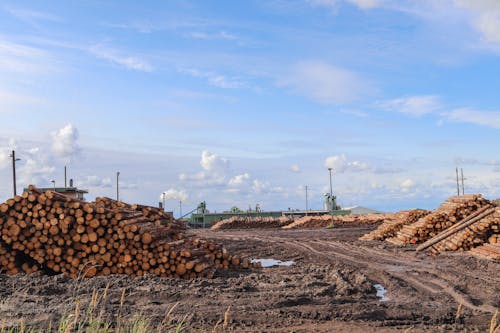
[0,226,498,332]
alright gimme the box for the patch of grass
[0,287,195,333]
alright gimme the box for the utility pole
[461,168,465,196]
[328,168,333,198]
[305,185,309,214]
[10,150,20,196]
[64,166,67,188]
[116,171,120,201]
[455,167,460,196]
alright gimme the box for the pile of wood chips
[211,216,294,230]
[0,185,255,279]
[282,213,388,229]
[359,209,431,241]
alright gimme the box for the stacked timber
[359,209,430,241]
[0,185,255,279]
[282,213,388,229]
[386,195,490,245]
[468,244,500,260]
[431,207,500,252]
[211,216,294,230]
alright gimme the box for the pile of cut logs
[282,213,387,229]
[385,195,490,245]
[359,194,500,261]
[0,185,255,278]
[211,216,294,230]
[359,209,430,241]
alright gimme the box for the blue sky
[1,0,500,215]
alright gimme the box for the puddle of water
[373,284,390,302]
[251,258,295,268]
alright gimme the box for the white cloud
[51,124,81,162]
[378,95,442,116]
[179,150,229,186]
[307,0,381,11]
[179,67,243,89]
[89,44,153,72]
[17,147,56,187]
[0,90,45,111]
[455,0,500,43]
[400,178,416,193]
[324,154,370,173]
[289,165,301,173]
[5,7,62,24]
[228,173,251,187]
[0,40,52,74]
[188,31,238,41]
[200,150,228,173]
[161,188,188,202]
[445,108,500,129]
[82,175,112,188]
[279,61,369,104]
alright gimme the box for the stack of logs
[359,209,431,241]
[282,213,387,230]
[0,185,255,278]
[431,207,500,252]
[211,216,294,230]
[385,195,490,245]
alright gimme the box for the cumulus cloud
[161,188,188,202]
[179,150,229,186]
[279,61,370,104]
[51,124,81,162]
[200,150,228,173]
[400,178,416,193]
[378,95,442,116]
[324,154,370,173]
[228,173,251,187]
[17,147,56,186]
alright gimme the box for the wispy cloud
[307,0,382,11]
[445,108,500,129]
[89,44,154,72]
[179,67,244,88]
[0,39,53,74]
[188,30,238,41]
[0,89,45,111]
[4,6,62,26]
[278,61,371,104]
[455,0,500,44]
[378,95,442,116]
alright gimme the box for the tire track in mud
[211,232,498,314]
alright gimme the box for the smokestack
[64,166,67,188]
[70,179,74,187]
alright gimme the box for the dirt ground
[0,226,498,332]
